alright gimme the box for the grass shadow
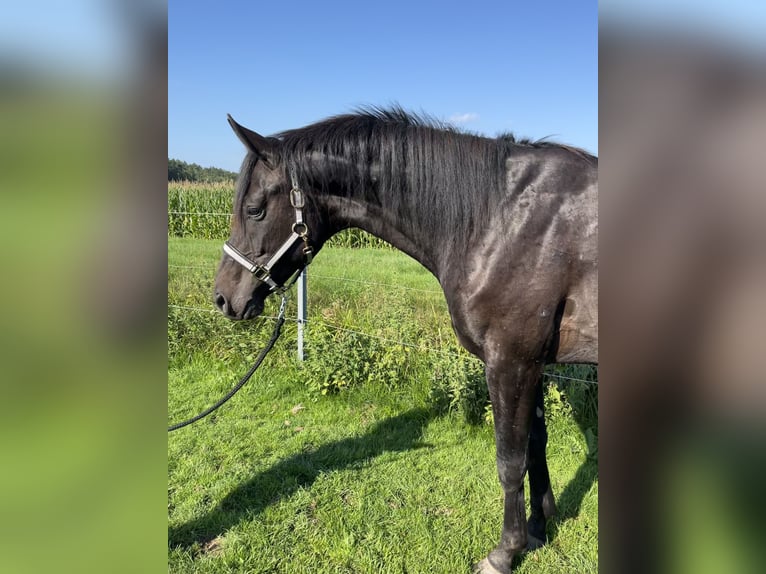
[169,407,434,549]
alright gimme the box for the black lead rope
[168,296,288,432]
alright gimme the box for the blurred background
[601,2,765,573]
[0,1,763,572]
[0,1,167,573]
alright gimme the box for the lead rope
[168,295,288,432]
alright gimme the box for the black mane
[237,107,596,247]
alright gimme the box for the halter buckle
[290,188,305,209]
[252,265,271,283]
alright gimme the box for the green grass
[168,238,598,573]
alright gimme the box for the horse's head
[214,115,319,320]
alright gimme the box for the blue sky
[169,1,597,172]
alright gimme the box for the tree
[168,158,236,182]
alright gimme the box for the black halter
[222,167,313,293]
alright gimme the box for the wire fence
[168,211,232,217]
[168,265,442,295]
[167,291,598,386]
[167,207,598,386]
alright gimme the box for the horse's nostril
[214,292,227,311]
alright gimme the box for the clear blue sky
[169,1,597,172]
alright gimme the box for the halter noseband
[222,166,314,294]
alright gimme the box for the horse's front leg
[474,359,543,574]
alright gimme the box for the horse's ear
[227,114,276,167]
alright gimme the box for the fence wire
[169,265,443,295]
[168,302,597,386]
[168,211,232,217]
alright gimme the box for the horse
[213,107,598,574]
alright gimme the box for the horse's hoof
[472,557,510,574]
[526,534,546,550]
[527,514,548,545]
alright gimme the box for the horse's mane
[236,106,595,246]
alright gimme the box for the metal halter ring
[292,222,308,237]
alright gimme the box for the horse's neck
[317,192,443,278]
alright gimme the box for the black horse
[214,107,597,573]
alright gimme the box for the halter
[223,166,314,294]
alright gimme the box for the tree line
[168,158,237,182]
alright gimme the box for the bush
[301,320,416,396]
[428,350,488,424]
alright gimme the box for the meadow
[168,184,598,573]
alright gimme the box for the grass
[168,237,598,573]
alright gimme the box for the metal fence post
[297,268,307,360]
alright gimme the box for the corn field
[168,181,234,239]
[168,181,392,248]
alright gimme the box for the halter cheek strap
[223,166,314,294]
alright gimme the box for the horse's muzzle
[214,291,264,320]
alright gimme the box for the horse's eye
[246,206,265,220]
